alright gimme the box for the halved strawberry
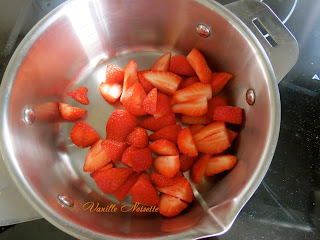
[121,60,139,102]
[67,86,89,105]
[151,52,171,71]
[181,115,211,125]
[189,124,205,135]
[143,88,157,115]
[172,97,207,116]
[153,155,180,178]
[83,139,111,172]
[121,146,139,167]
[227,129,238,144]
[122,82,147,116]
[179,154,197,172]
[207,96,228,118]
[149,139,179,156]
[126,127,149,148]
[190,154,210,184]
[212,106,243,125]
[89,163,113,178]
[192,122,230,154]
[70,121,99,148]
[112,172,140,202]
[101,139,127,162]
[179,76,200,89]
[159,194,188,217]
[59,103,87,120]
[138,71,154,94]
[169,55,196,76]
[129,173,160,206]
[149,124,182,144]
[150,172,178,187]
[141,70,182,95]
[99,82,122,103]
[154,92,172,119]
[130,148,153,172]
[187,48,212,84]
[105,63,125,83]
[177,128,198,157]
[211,72,232,96]
[205,155,237,176]
[139,113,176,132]
[173,82,212,103]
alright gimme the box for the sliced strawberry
[159,194,188,217]
[99,82,122,103]
[211,72,233,96]
[122,82,147,116]
[187,48,212,84]
[181,115,211,125]
[172,97,207,116]
[130,148,153,172]
[121,146,139,167]
[139,113,176,132]
[207,96,228,118]
[173,82,212,103]
[156,176,193,203]
[83,139,111,172]
[179,154,197,172]
[70,121,99,148]
[212,106,243,125]
[177,128,198,157]
[89,163,113,179]
[106,109,138,142]
[149,124,182,144]
[129,173,160,206]
[92,167,133,193]
[190,154,210,184]
[150,172,177,187]
[121,60,139,102]
[112,172,140,202]
[192,122,230,154]
[67,86,89,105]
[141,70,182,95]
[126,127,149,148]
[101,139,127,162]
[153,155,180,178]
[105,63,125,83]
[138,71,154,94]
[151,52,171,71]
[205,155,237,176]
[59,103,86,121]
[189,124,205,135]
[149,139,179,156]
[154,92,172,119]
[169,55,196,76]
[227,129,239,144]
[179,76,200,89]
[143,88,157,115]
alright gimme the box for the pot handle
[225,0,299,83]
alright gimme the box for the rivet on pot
[246,89,255,105]
[197,24,211,38]
[57,194,74,208]
[23,107,35,125]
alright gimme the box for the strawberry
[139,113,176,132]
[149,124,182,144]
[149,139,179,156]
[173,82,212,103]
[67,86,89,105]
[190,154,210,184]
[151,52,171,71]
[150,172,178,187]
[126,127,149,148]
[189,124,205,135]
[70,121,99,148]
[89,163,113,178]
[227,129,238,144]
[92,167,133,193]
[106,109,138,142]
[156,176,193,203]
[112,172,140,202]
[143,88,157,115]
[192,122,230,154]
[179,154,197,172]
[154,92,172,119]
[59,103,87,120]
[83,139,111,172]
[177,127,198,157]
[122,82,147,116]
[105,63,125,83]
[153,155,180,178]
[179,76,200,89]
[99,82,122,103]
[121,146,139,167]
[181,115,211,125]
[175,170,184,177]
[138,71,154,94]
[141,70,182,95]
[101,139,127,162]
[207,96,228,118]
[121,60,139,102]
[169,55,196,76]
[129,173,160,206]
[205,155,237,176]
[130,148,153,172]
[187,48,212,84]
[212,106,243,125]
[172,97,208,116]
[159,194,188,217]
[211,72,232,96]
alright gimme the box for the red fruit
[149,139,179,156]
[101,139,127,162]
[92,167,133,193]
[205,155,237,176]
[159,194,188,217]
[179,76,200,89]
[207,96,228,118]
[177,128,198,157]
[181,115,211,125]
[227,129,238,144]
[67,86,89,105]
[138,71,154,94]
[150,172,177,187]
[106,109,138,142]
[190,154,210,184]
[141,70,182,95]
[179,154,197,172]
[172,97,208,116]
[70,121,99,148]
[105,63,125,84]
[187,48,212,84]
[126,127,149,148]
[212,106,243,125]
[121,60,139,102]
[121,146,139,167]
[130,174,160,206]
[173,82,212,103]
[90,163,113,178]
[143,88,157,115]
[149,124,182,144]
[122,82,147,116]
[154,92,172,119]
[169,55,196,76]
[189,124,205,135]
[59,103,87,120]
[211,72,233,96]
[112,172,140,202]
[192,122,230,154]
[83,139,111,172]
[130,148,153,172]
[151,52,171,71]
[139,113,176,132]
[153,155,180,178]
[99,82,122,103]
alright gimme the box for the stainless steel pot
[0,0,298,239]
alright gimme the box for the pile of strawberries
[59,48,243,217]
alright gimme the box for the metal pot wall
[0,0,298,239]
